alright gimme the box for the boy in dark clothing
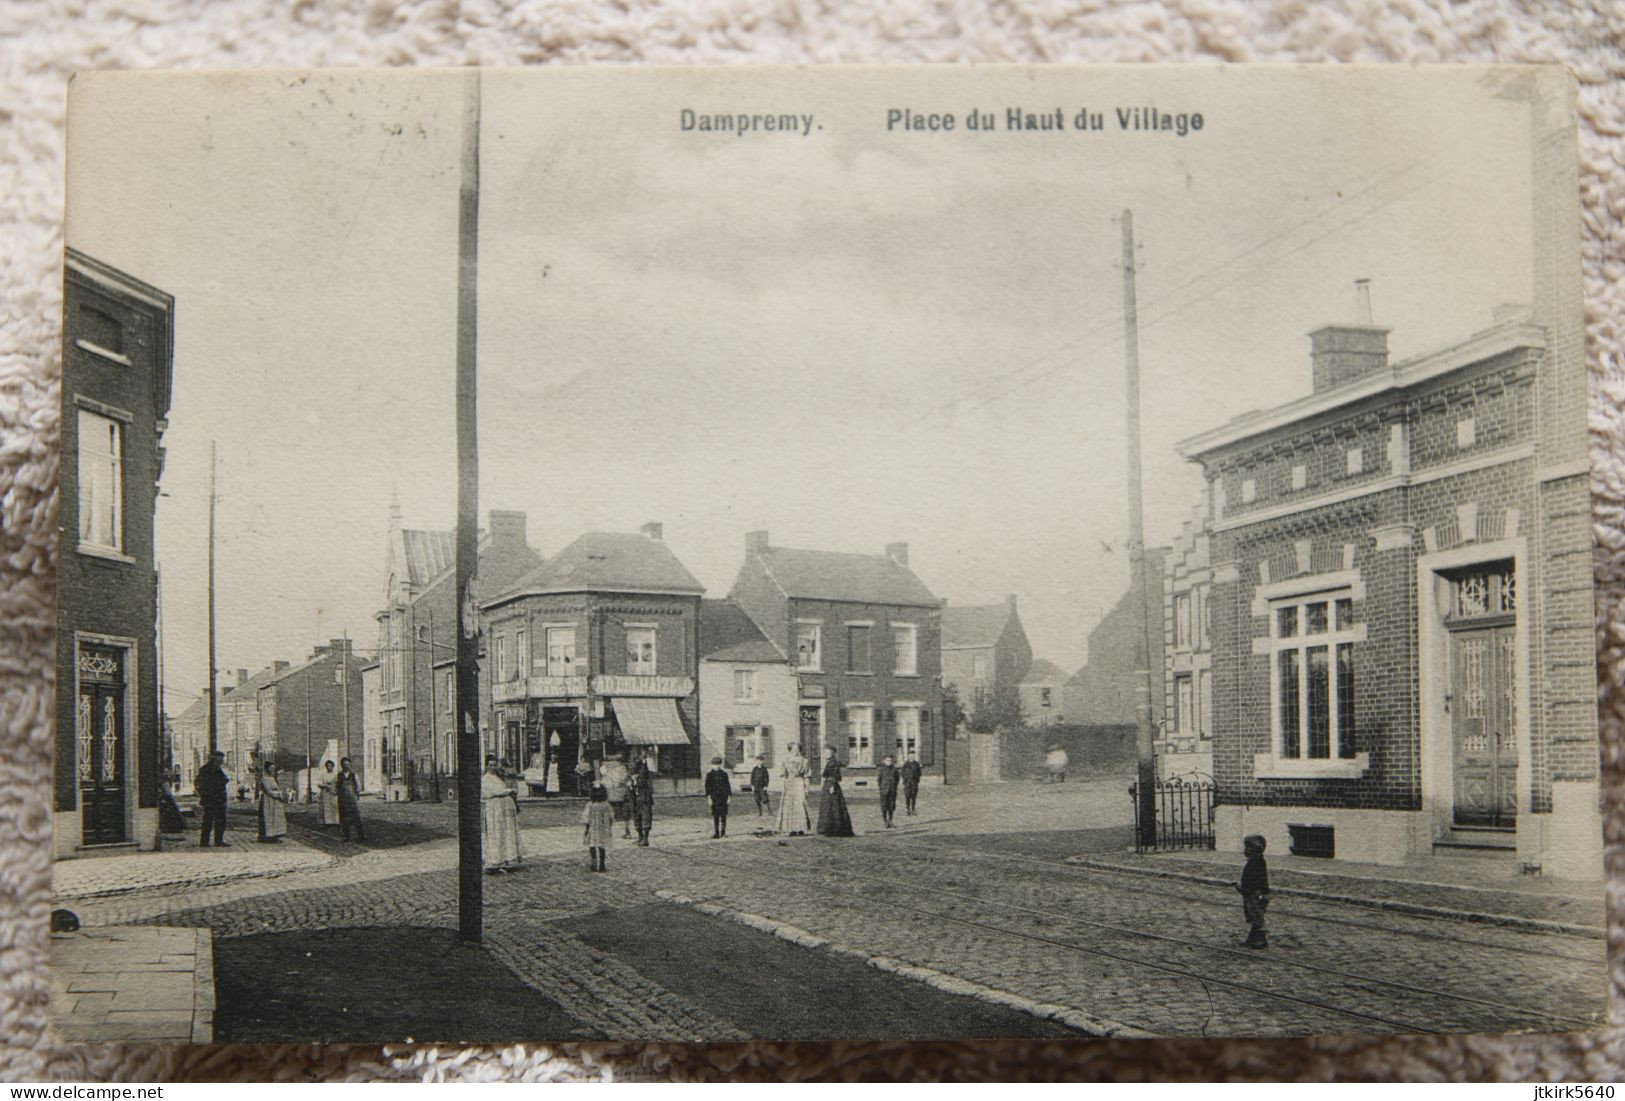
[1238,833,1270,948]
[900,752,923,816]
[705,757,732,838]
[749,756,771,816]
[875,755,900,828]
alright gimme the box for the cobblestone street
[53,781,1608,1042]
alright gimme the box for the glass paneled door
[77,643,127,844]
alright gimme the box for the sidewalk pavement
[50,926,214,1043]
[1067,849,1605,935]
[53,840,333,902]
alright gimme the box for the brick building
[942,595,1033,719]
[256,639,366,794]
[359,661,384,793]
[1161,500,1214,779]
[55,251,175,857]
[698,599,798,785]
[373,506,543,800]
[1018,659,1071,728]
[1061,548,1168,731]
[480,523,706,796]
[1177,79,1594,878]
[728,532,945,779]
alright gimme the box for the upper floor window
[78,305,125,359]
[78,409,123,553]
[846,625,872,674]
[734,669,758,702]
[1271,591,1357,761]
[1039,687,1052,708]
[546,626,576,677]
[1174,592,1193,651]
[795,623,821,671]
[444,671,453,712]
[892,624,918,676]
[972,653,990,679]
[515,629,528,678]
[494,635,510,682]
[626,626,656,675]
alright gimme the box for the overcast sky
[65,66,1537,708]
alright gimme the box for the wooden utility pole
[207,441,218,755]
[1121,210,1159,848]
[341,630,352,768]
[455,69,484,943]
[427,609,440,802]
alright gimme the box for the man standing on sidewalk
[196,750,230,847]
[875,754,900,828]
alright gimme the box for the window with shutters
[846,704,874,766]
[895,706,921,759]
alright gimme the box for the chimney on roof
[273,661,290,673]
[330,638,348,654]
[1006,593,1018,612]
[236,669,248,687]
[746,530,771,557]
[885,542,909,567]
[641,521,663,542]
[1309,279,1390,393]
[489,510,527,547]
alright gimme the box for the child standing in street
[582,785,613,872]
[749,755,771,817]
[705,756,732,838]
[1238,833,1270,948]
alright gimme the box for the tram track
[652,840,1599,1036]
[905,837,1603,965]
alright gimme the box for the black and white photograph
[44,63,1605,1047]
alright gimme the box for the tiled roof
[699,599,784,662]
[502,532,704,598]
[402,528,454,586]
[758,547,938,607]
[222,665,286,700]
[1021,658,1070,685]
[942,603,1012,649]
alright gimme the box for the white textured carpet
[3,0,1623,1083]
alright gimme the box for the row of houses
[167,640,366,795]
[358,519,971,796]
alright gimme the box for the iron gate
[1129,777,1216,852]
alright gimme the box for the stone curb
[652,889,1154,1039]
[52,850,338,904]
[1063,856,1605,939]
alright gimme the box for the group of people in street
[191,751,366,849]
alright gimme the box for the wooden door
[1450,624,1517,828]
[77,646,127,844]
[798,705,821,757]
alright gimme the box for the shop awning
[612,696,692,746]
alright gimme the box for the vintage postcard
[50,65,1602,1044]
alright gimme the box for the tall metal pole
[207,441,218,756]
[455,68,484,942]
[1121,211,1158,848]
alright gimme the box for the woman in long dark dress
[815,746,854,837]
